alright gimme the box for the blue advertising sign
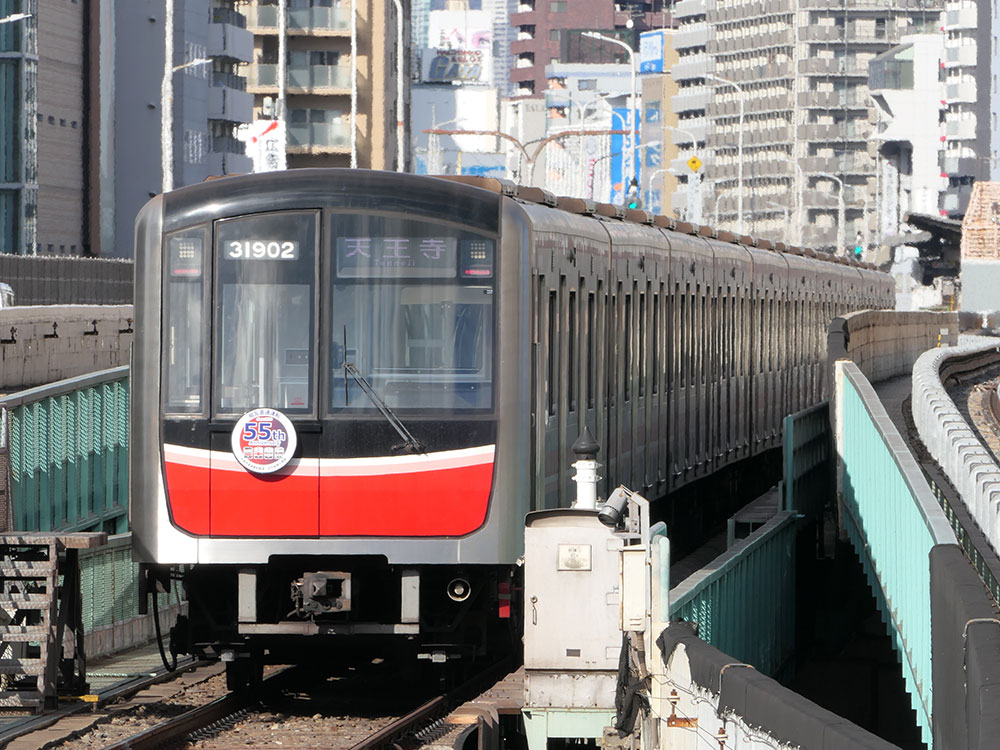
[639,30,667,74]
[609,107,640,204]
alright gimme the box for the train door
[534,261,561,510]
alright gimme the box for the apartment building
[703,0,942,251]
[111,0,254,257]
[940,0,990,217]
[1,0,37,255]
[869,34,945,242]
[508,0,665,98]
[245,0,407,171]
[668,0,709,222]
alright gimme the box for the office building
[245,0,408,171]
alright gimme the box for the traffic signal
[626,178,641,210]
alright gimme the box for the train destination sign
[336,236,458,278]
[231,408,298,474]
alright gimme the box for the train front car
[131,170,529,682]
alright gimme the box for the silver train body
[129,170,893,664]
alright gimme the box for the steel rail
[99,666,295,750]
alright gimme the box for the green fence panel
[1,367,129,535]
[669,512,798,677]
[838,363,956,749]
[783,402,832,521]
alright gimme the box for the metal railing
[836,361,956,747]
[669,512,798,677]
[0,367,129,535]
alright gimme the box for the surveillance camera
[598,486,631,527]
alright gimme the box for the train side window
[652,290,659,395]
[679,285,688,387]
[163,226,209,414]
[586,291,595,410]
[638,288,646,399]
[624,289,632,403]
[568,287,577,413]
[548,289,558,417]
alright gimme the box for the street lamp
[581,32,637,197]
[782,158,805,246]
[0,12,31,25]
[161,33,212,194]
[766,201,790,224]
[706,73,745,235]
[812,171,844,255]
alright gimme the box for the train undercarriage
[143,560,520,689]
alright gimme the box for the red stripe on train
[164,458,493,537]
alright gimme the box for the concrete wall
[829,310,958,384]
[0,254,132,305]
[0,305,133,390]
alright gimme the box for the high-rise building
[110,0,254,257]
[244,0,409,171]
[940,0,989,217]
[869,34,946,242]
[668,0,709,222]
[695,0,941,251]
[508,1,666,98]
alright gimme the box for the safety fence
[0,366,129,535]
[668,511,798,678]
[79,534,182,659]
[835,360,957,748]
[782,401,831,523]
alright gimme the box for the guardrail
[911,340,1000,554]
[669,512,798,677]
[0,366,129,534]
[783,402,831,523]
[80,534,183,659]
[835,361,957,747]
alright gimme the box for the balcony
[673,22,710,50]
[940,184,973,215]
[944,118,976,141]
[247,63,351,93]
[941,154,978,175]
[670,86,709,114]
[944,6,977,29]
[797,90,869,108]
[212,71,246,91]
[945,80,976,103]
[798,121,868,141]
[802,153,873,174]
[246,5,349,34]
[288,120,351,152]
[799,25,841,43]
[674,0,711,20]
[208,86,253,123]
[798,57,870,77]
[944,45,977,68]
[671,53,710,82]
[207,20,253,63]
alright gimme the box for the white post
[277,0,287,133]
[350,0,358,168]
[161,0,174,193]
[706,73,745,235]
[571,427,601,510]
[391,0,404,171]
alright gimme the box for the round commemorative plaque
[231,408,298,474]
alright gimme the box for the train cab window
[214,211,318,415]
[329,214,496,412]
[163,228,209,413]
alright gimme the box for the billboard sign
[239,120,287,172]
[422,48,486,83]
[639,30,667,74]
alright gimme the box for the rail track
[45,658,510,750]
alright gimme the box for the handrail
[0,365,129,410]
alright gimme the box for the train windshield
[330,214,495,412]
[214,211,318,415]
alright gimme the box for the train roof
[435,174,877,271]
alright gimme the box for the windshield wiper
[343,362,425,454]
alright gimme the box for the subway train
[130,169,894,684]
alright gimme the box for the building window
[578,78,597,90]
[550,29,561,41]
[550,0,566,11]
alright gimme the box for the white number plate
[225,240,299,260]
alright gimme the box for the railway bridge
[0,305,998,750]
